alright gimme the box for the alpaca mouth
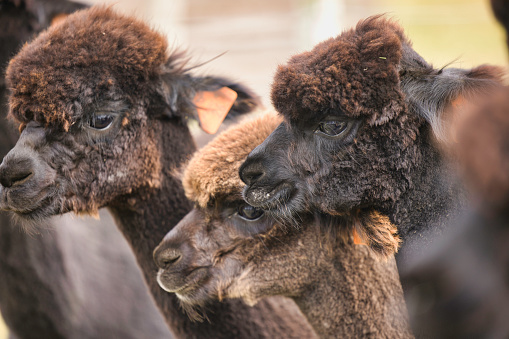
[157,267,210,296]
[0,186,57,220]
[242,182,295,210]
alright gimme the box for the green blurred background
[0,0,505,337]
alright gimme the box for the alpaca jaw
[242,181,294,210]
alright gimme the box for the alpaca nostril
[0,164,34,188]
[244,171,263,185]
[154,247,182,270]
[239,161,265,186]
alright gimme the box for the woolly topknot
[6,6,168,130]
[271,15,408,127]
[183,113,283,208]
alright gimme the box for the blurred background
[79,0,508,107]
[0,0,506,337]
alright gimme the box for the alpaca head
[0,6,258,225]
[153,114,400,320]
[239,15,503,222]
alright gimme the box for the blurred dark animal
[154,113,412,338]
[0,1,174,338]
[402,86,509,339]
[400,1,509,337]
[0,6,313,338]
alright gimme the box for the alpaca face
[239,16,502,225]
[0,7,257,225]
[153,113,400,318]
[239,17,421,220]
[0,95,164,223]
[153,200,286,318]
[240,108,422,218]
[154,198,397,318]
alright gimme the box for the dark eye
[237,204,264,221]
[89,114,114,130]
[316,120,348,137]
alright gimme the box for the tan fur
[183,113,283,207]
[155,115,412,338]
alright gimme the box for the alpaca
[0,7,314,338]
[401,1,509,336]
[154,113,413,338]
[238,16,503,269]
[0,2,172,338]
[403,85,509,339]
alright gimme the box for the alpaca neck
[389,133,467,269]
[293,246,412,338]
[108,121,314,338]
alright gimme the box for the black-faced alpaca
[0,2,171,338]
[239,16,503,271]
[0,7,314,338]
[402,1,509,336]
[154,114,413,338]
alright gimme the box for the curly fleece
[183,113,283,208]
[271,15,407,127]
[6,6,167,130]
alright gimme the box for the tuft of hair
[182,113,283,207]
[6,5,168,130]
[177,296,210,323]
[271,15,407,127]
[354,210,401,259]
[317,209,400,260]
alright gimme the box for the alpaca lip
[243,182,294,210]
[157,266,210,295]
[0,186,55,217]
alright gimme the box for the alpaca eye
[89,114,114,130]
[316,120,348,137]
[237,204,264,221]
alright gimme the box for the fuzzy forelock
[182,113,283,208]
[270,15,407,127]
[6,6,168,130]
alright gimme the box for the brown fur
[183,113,283,208]
[7,6,167,131]
[239,15,503,279]
[0,7,313,338]
[271,16,407,127]
[0,1,175,338]
[184,114,400,258]
[155,114,412,338]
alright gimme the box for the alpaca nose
[154,243,183,270]
[0,157,34,188]
[239,158,265,186]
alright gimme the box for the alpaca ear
[354,210,401,260]
[154,69,261,134]
[191,77,261,134]
[401,61,504,142]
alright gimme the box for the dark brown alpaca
[0,1,172,338]
[239,16,503,269]
[0,7,314,338]
[154,114,413,338]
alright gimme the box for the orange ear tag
[353,229,366,246]
[193,87,238,134]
